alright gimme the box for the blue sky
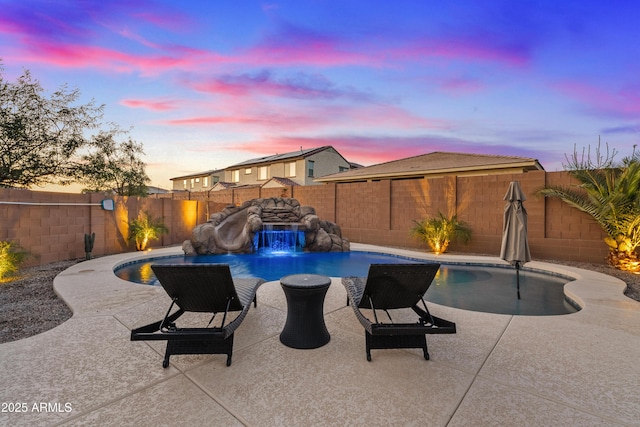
[1,0,638,190]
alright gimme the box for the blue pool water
[114,251,578,316]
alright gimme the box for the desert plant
[538,143,640,272]
[0,241,31,281]
[84,232,96,260]
[410,213,472,254]
[128,211,169,251]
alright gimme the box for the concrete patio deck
[1,243,639,426]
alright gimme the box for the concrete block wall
[1,189,198,266]
[292,183,337,222]
[0,169,612,267]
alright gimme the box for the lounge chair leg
[366,351,372,362]
[253,295,257,308]
[163,354,170,368]
[226,354,232,366]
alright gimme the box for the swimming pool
[114,251,578,316]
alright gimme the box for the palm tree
[410,212,472,254]
[538,144,640,272]
[128,211,169,251]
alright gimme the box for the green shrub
[0,241,30,281]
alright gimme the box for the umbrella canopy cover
[500,181,531,265]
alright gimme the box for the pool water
[114,251,578,316]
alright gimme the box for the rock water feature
[182,198,350,255]
[253,223,305,254]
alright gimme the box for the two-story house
[169,146,354,192]
[223,146,352,187]
[170,169,225,192]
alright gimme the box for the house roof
[227,146,342,168]
[170,169,225,181]
[261,177,300,188]
[210,182,237,190]
[315,151,544,183]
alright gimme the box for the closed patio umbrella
[500,181,531,299]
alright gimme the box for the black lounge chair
[131,264,264,367]
[343,263,456,361]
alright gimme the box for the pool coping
[107,243,630,316]
[1,243,638,426]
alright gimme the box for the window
[190,178,195,188]
[245,168,252,175]
[259,166,268,180]
[339,166,349,172]
[183,180,187,189]
[307,160,315,178]
[212,176,219,184]
[195,178,200,183]
[232,170,240,182]
[287,162,296,177]
[203,177,208,187]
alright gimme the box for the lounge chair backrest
[151,264,244,313]
[358,263,440,310]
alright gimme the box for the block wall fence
[0,170,609,267]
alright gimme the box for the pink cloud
[395,35,530,68]
[159,110,332,132]
[240,23,377,67]
[238,20,531,69]
[1,0,192,40]
[241,40,373,67]
[327,104,451,130]
[553,80,640,118]
[131,10,195,32]
[155,101,449,135]
[0,0,207,75]
[160,116,268,126]
[120,98,177,111]
[187,70,375,102]
[439,76,486,94]
[13,40,218,76]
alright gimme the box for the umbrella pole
[516,261,521,300]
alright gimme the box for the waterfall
[253,223,304,254]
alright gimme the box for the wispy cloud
[9,39,219,76]
[120,98,178,111]
[438,76,486,94]
[553,80,640,119]
[157,100,449,134]
[601,124,640,135]
[394,33,531,68]
[188,70,375,101]
[0,0,201,75]
[160,115,269,126]
[240,21,376,67]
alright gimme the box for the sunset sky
[1,0,638,190]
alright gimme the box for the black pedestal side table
[279,274,331,349]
